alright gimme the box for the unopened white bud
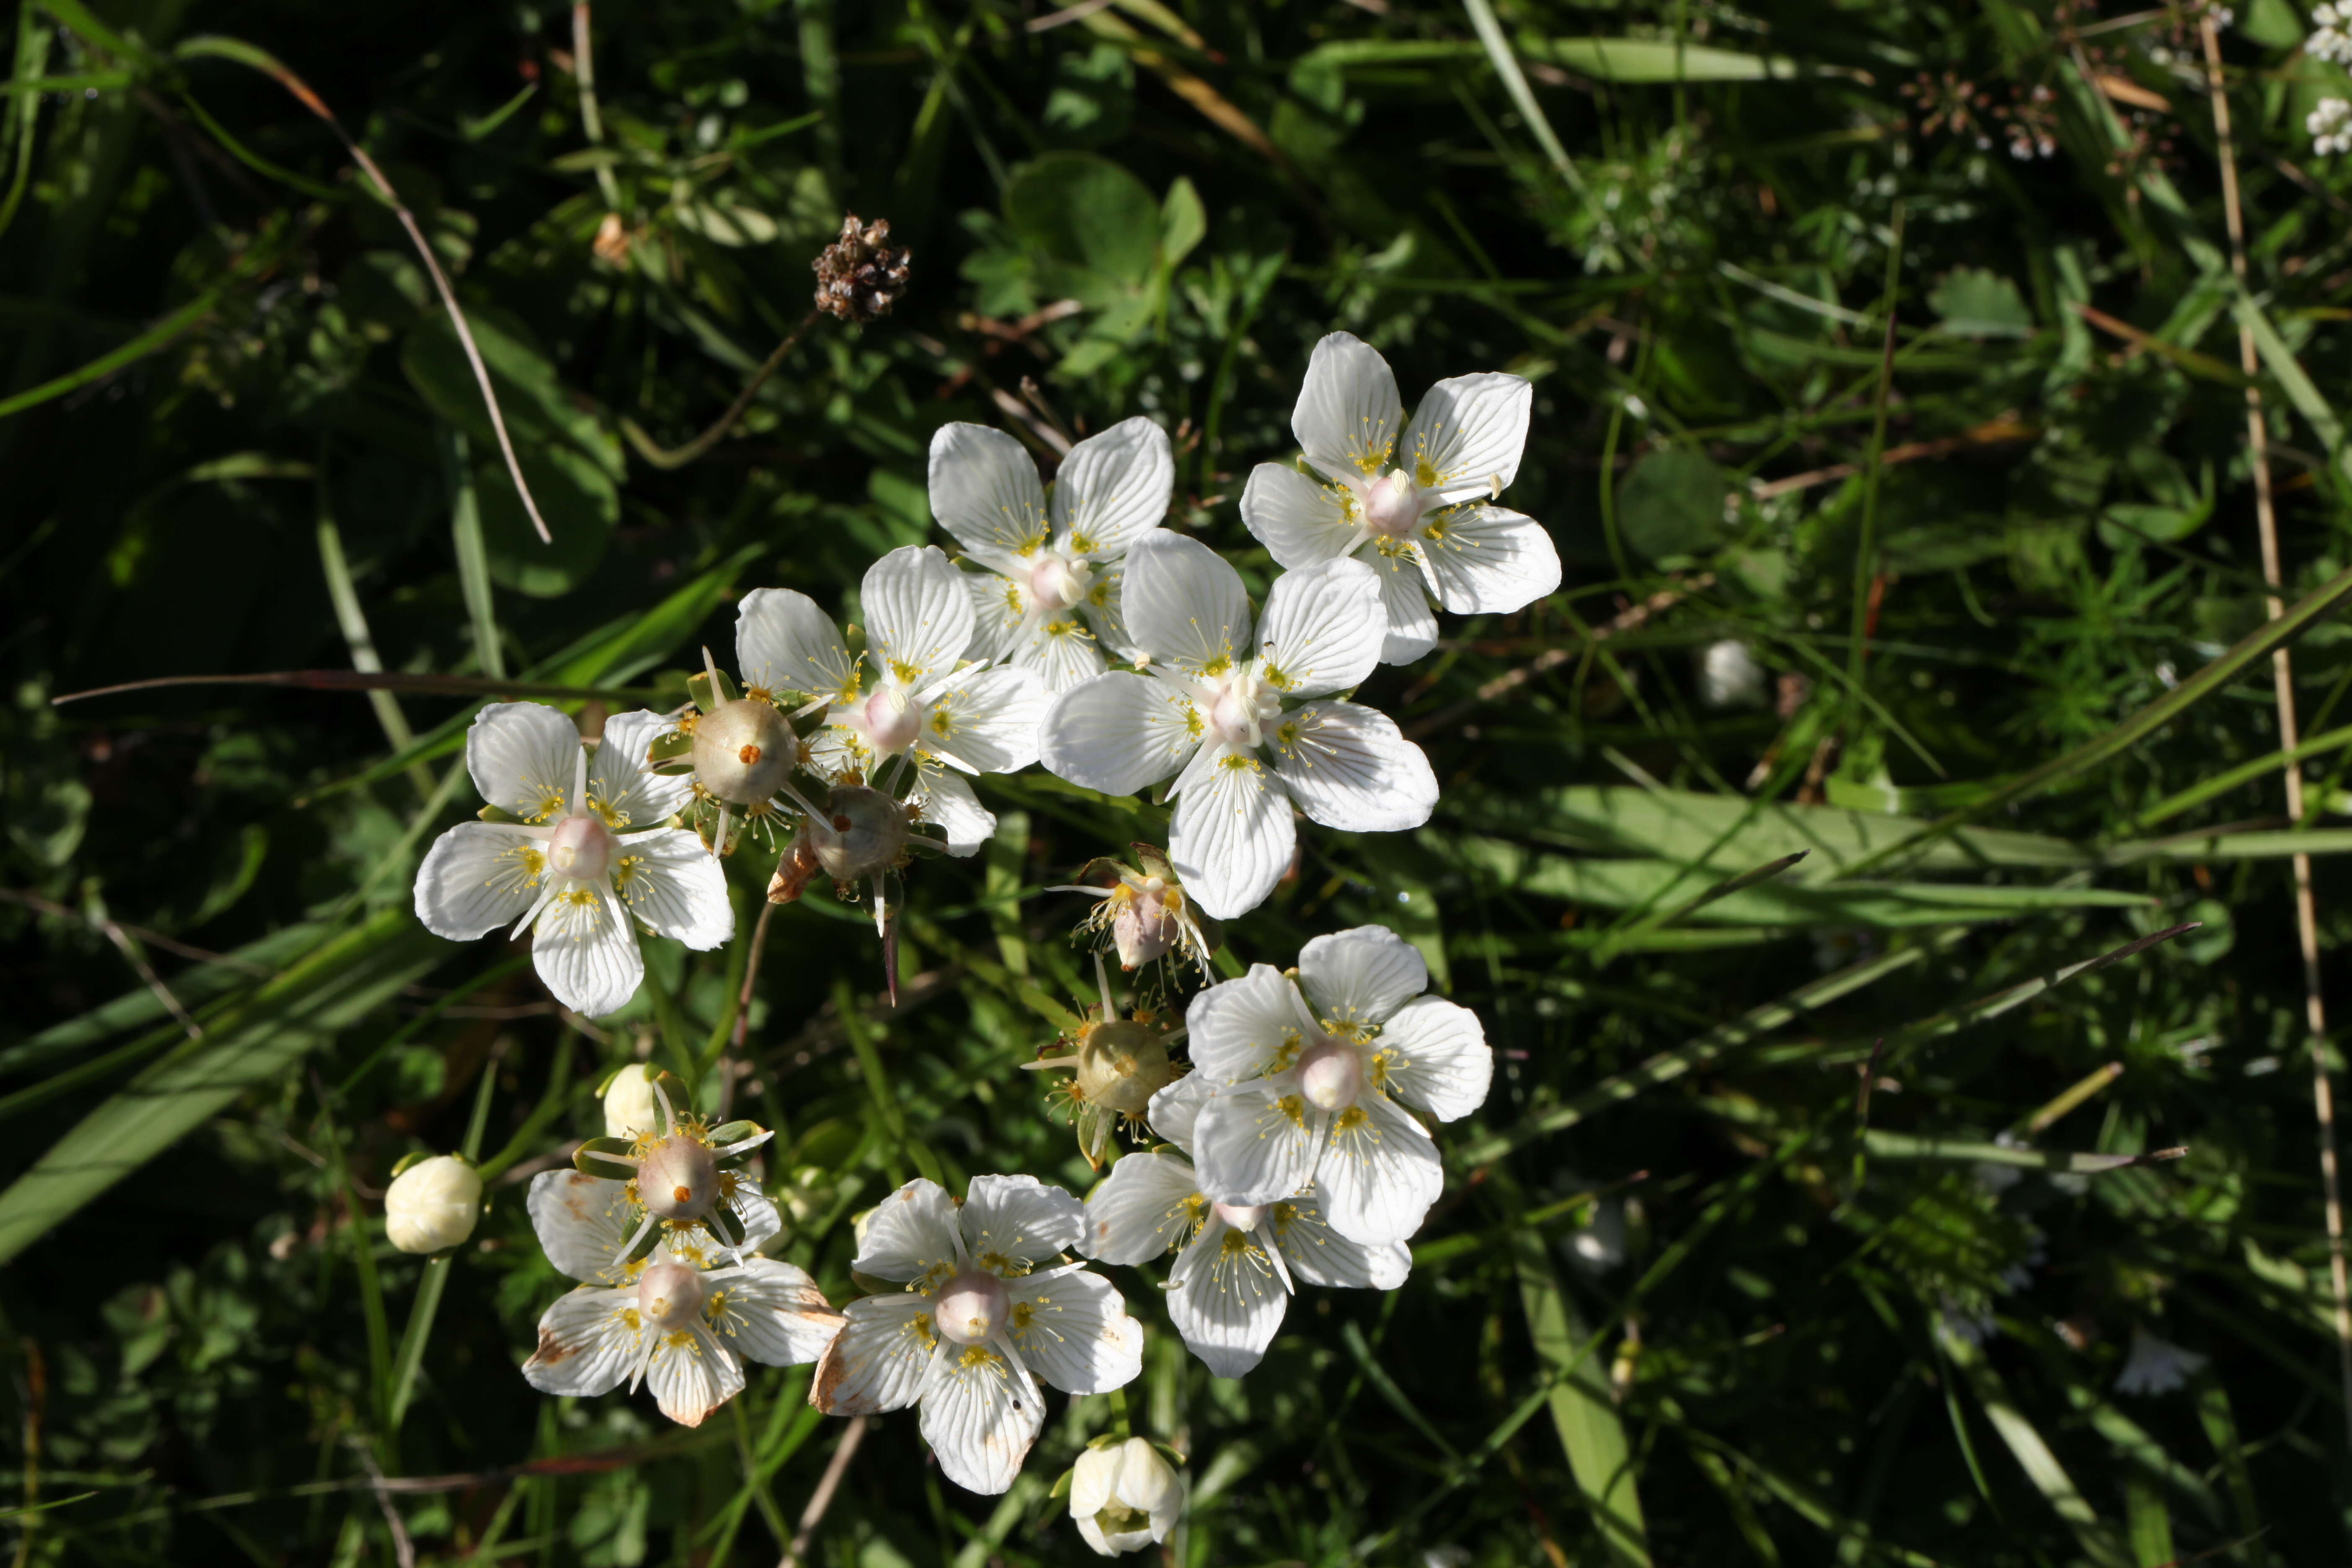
[691,697,796,805]
[1071,1437,1181,1556]
[383,1154,482,1254]
[603,1063,662,1139]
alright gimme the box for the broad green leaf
[474,450,617,598]
[1929,268,2035,338]
[1005,151,1161,294]
[1617,449,1727,562]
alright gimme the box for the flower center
[691,697,796,805]
[1296,1036,1364,1113]
[1212,1202,1267,1231]
[1361,469,1423,539]
[1028,553,1092,614]
[934,1269,1009,1346]
[546,813,614,882]
[636,1134,720,1221]
[1204,670,1281,750]
[860,685,923,755]
[637,1259,707,1331]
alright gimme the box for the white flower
[1082,1076,1408,1377]
[811,1175,1145,1495]
[1039,533,1439,919]
[1239,331,1559,665]
[1696,640,1767,709]
[2313,5,2352,62]
[1070,1436,1183,1555]
[541,1078,781,1268]
[1187,926,1491,1246]
[413,704,732,1017]
[601,1063,662,1139]
[931,419,1173,693]
[2311,96,2352,155]
[1054,843,1214,975]
[383,1154,482,1254]
[2114,1326,2209,1396]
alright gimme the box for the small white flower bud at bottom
[603,1064,662,1139]
[637,1259,707,1331]
[1071,1436,1181,1556]
[383,1155,483,1254]
[637,1135,720,1220]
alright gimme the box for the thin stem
[570,3,624,212]
[777,1416,867,1568]
[621,309,823,470]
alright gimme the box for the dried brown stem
[621,309,823,470]
[778,1417,867,1568]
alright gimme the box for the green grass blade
[1514,1230,1651,1567]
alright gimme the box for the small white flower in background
[2312,3,2352,62]
[2114,1326,2209,1396]
[601,1062,662,1139]
[383,1153,482,1254]
[2311,96,2352,155]
[1040,533,1439,919]
[1189,925,1492,1245]
[811,1175,1144,1494]
[1240,331,1560,665]
[930,418,1173,692]
[1696,640,1767,709]
[534,1073,781,1268]
[1069,1435,1183,1556]
[1082,1075,1409,1377]
[413,704,731,1017]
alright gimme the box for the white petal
[961,1173,1085,1269]
[413,822,544,940]
[921,664,1048,774]
[853,1177,964,1283]
[918,1341,1043,1495]
[811,1292,939,1414]
[1297,926,1426,1029]
[588,711,694,827]
[1270,1187,1412,1289]
[466,701,581,823]
[863,545,976,688]
[1398,371,1531,506]
[1254,557,1384,700]
[614,828,733,949]
[1312,1090,1441,1246]
[929,421,1050,573]
[1003,1266,1144,1394]
[521,1285,640,1397]
[531,879,643,1018]
[803,722,869,785]
[646,1322,745,1427]
[1166,1220,1288,1379]
[731,1186,784,1254]
[1420,505,1561,616]
[1267,701,1437,834]
[1239,462,1364,568]
[1372,547,1439,665]
[736,588,859,702]
[1185,964,1318,1083]
[1292,332,1405,483]
[1082,1151,1202,1264]
[1376,995,1493,1123]
[709,1259,845,1367]
[1147,1072,1215,1155]
[1039,672,1200,795]
[526,1169,637,1284]
[963,569,1023,663]
[1167,745,1294,922]
[1121,531,1252,674]
[910,766,995,856]
[1052,416,1175,559]
[1005,611,1110,695]
[1190,1075,1320,1206]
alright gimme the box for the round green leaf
[475,448,616,598]
[1617,448,1727,562]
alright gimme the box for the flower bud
[603,1064,663,1139]
[383,1154,482,1254]
[1109,878,1179,970]
[806,785,913,883]
[691,697,796,806]
[1070,1437,1181,1556]
[637,1135,720,1221]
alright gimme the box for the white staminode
[1038,533,1440,920]
[1187,925,1493,1246]
[930,418,1175,693]
[1239,331,1560,665]
[810,1175,1144,1495]
[1081,1075,1408,1378]
[413,704,732,1017]
[1069,1436,1184,1556]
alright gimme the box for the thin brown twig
[1748,416,2035,499]
[621,309,824,470]
[778,1417,867,1568]
[0,888,199,1038]
[2202,16,2352,1446]
[348,1441,416,1568]
[719,901,779,1122]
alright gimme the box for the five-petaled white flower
[1083,1076,1408,1377]
[1039,533,1439,920]
[1189,925,1491,1245]
[413,704,732,1017]
[1240,331,1559,665]
[931,418,1173,692]
[811,1175,1144,1495]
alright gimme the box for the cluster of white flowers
[2312,3,2352,63]
[2311,95,2352,156]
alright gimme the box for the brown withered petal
[812,213,912,323]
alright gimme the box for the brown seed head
[813,214,911,323]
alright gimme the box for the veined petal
[646,1322,745,1427]
[1147,1072,1215,1155]
[1313,1089,1442,1246]
[1166,1218,1288,1379]
[1077,556,1133,658]
[1122,531,1252,674]
[804,722,871,787]
[467,701,581,823]
[1082,1150,1203,1264]
[1186,963,1319,1083]
[918,1341,1042,1495]
[1270,1187,1412,1289]
[854,1177,964,1284]
[1297,925,1427,1030]
[1239,462,1364,568]
[1375,995,1493,1122]
[961,1173,1085,1271]
[531,879,643,1018]
[810,1292,939,1415]
[1167,745,1294,922]
[707,1259,845,1367]
[1005,611,1109,695]
[1003,1267,1143,1394]
[929,421,1049,572]
[590,711,694,827]
[414,822,546,940]
[1267,701,1438,835]
[613,828,732,949]
[1419,504,1562,616]
[736,587,859,702]
[863,545,975,689]
[522,1285,640,1397]
[1039,672,1200,795]
[910,766,994,856]
[1190,1075,1320,1207]
[1052,416,1174,559]
[1255,557,1384,699]
[1293,332,1405,483]
[1370,546,1439,665]
[527,1170,637,1284]
[1398,371,1531,506]
[921,664,1048,774]
[963,569,1025,664]
[728,1186,784,1256]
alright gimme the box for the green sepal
[687,667,738,712]
[708,1119,769,1151]
[707,1203,746,1247]
[1048,1467,1075,1501]
[389,1150,432,1177]
[574,1137,638,1180]
[652,760,697,776]
[848,1268,894,1295]
[1131,842,1175,882]
[477,804,523,825]
[648,729,696,763]
[625,1220,665,1265]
